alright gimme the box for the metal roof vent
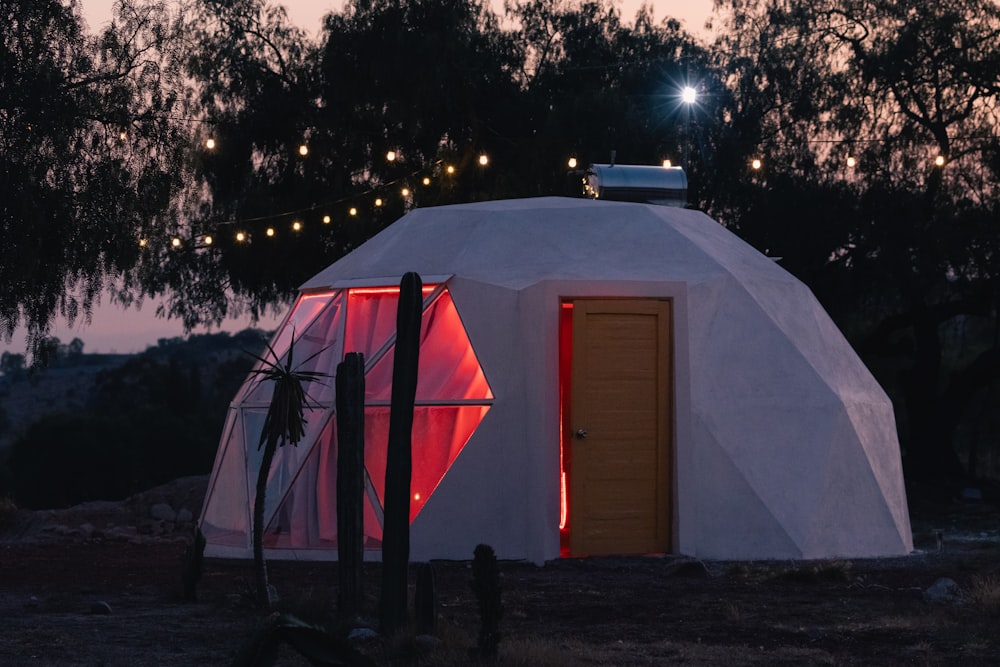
[583,163,687,207]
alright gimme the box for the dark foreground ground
[1,489,999,666]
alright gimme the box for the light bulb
[298,144,308,156]
[205,138,216,150]
[568,157,578,169]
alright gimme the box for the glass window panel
[364,405,490,522]
[364,290,492,403]
[244,407,327,529]
[200,408,249,546]
[238,292,342,405]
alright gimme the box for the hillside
[0,329,271,509]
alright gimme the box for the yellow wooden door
[568,299,673,556]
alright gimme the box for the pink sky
[82,1,716,36]
[1,0,715,356]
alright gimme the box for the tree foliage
[710,0,1000,478]
[1,0,190,352]
[4,0,1000,483]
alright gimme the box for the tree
[711,0,1000,480]
[246,335,326,609]
[0,0,190,352]
[506,0,716,197]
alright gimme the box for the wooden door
[568,299,673,556]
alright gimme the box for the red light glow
[559,301,574,554]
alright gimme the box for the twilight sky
[1,0,716,357]
[81,1,717,36]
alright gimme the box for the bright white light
[322,215,331,224]
[478,154,489,166]
[236,231,246,242]
[662,159,672,168]
[567,157,578,169]
[935,155,946,167]
[401,187,410,197]
[291,221,302,231]
[386,150,396,162]
[204,235,213,245]
[847,156,856,168]
[751,158,762,170]
[205,138,216,150]
[681,86,698,105]
[298,144,309,156]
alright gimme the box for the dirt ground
[2,487,1000,666]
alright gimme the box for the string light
[266,227,275,237]
[422,177,431,186]
[236,231,246,242]
[446,165,455,174]
[386,150,396,162]
[138,238,147,247]
[349,207,357,216]
[204,235,213,245]
[847,156,857,168]
[322,215,331,224]
[751,158,762,170]
[935,155,946,167]
[298,144,309,156]
[374,198,383,207]
[171,237,181,247]
[291,221,302,231]
[662,159,672,168]
[401,187,410,196]
[205,138,216,150]
[568,157,578,169]
[478,154,489,166]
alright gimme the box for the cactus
[471,543,503,658]
[414,562,437,635]
[336,352,366,621]
[180,526,206,602]
[380,272,422,635]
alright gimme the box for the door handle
[575,428,588,439]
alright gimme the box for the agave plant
[246,331,329,609]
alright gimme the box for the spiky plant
[247,332,329,609]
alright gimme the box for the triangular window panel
[364,290,493,404]
[200,408,250,546]
[363,405,492,522]
[237,292,343,405]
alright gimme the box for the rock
[79,523,95,538]
[90,601,113,615]
[961,487,983,501]
[176,508,194,524]
[150,503,177,522]
[348,627,379,641]
[924,577,961,604]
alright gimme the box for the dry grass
[969,574,1000,615]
